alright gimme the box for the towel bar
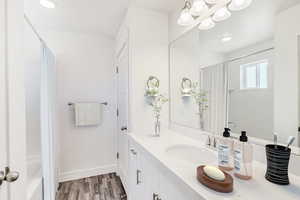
[68,102,108,106]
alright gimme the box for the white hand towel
[74,102,102,127]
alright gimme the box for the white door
[0,0,27,199]
[116,42,130,189]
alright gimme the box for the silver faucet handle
[213,137,217,148]
[206,135,211,146]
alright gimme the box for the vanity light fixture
[221,34,232,42]
[228,0,253,11]
[190,0,208,17]
[40,0,56,8]
[181,77,193,97]
[177,0,252,30]
[177,0,195,26]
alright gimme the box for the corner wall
[274,4,300,146]
[126,6,170,135]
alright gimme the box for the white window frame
[240,59,268,90]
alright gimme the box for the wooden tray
[197,165,233,193]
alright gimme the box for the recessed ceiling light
[221,34,232,42]
[40,0,56,9]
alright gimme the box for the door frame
[1,0,27,199]
[115,27,130,192]
[0,0,8,198]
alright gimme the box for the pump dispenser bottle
[218,128,234,171]
[234,131,253,180]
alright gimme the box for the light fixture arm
[183,0,192,9]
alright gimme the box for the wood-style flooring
[56,173,127,200]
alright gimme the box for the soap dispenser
[218,128,234,171]
[234,131,253,180]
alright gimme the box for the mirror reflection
[170,0,300,147]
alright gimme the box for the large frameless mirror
[169,0,300,152]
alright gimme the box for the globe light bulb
[228,0,252,11]
[190,0,208,17]
[177,7,195,26]
[212,7,231,22]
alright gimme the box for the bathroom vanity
[126,130,300,200]
[118,0,300,199]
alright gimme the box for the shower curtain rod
[225,47,275,63]
[201,47,275,69]
[24,14,46,44]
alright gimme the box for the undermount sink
[165,144,217,165]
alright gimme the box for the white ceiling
[24,0,184,38]
[173,0,300,54]
[132,0,183,12]
[24,0,130,38]
[25,0,299,40]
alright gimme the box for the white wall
[226,40,274,139]
[124,6,169,135]
[24,20,42,162]
[170,44,225,129]
[274,4,300,146]
[299,36,300,140]
[227,44,274,141]
[41,30,117,181]
[170,46,200,129]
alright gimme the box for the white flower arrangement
[150,94,169,118]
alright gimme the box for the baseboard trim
[59,164,117,182]
[118,167,129,194]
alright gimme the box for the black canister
[265,144,291,185]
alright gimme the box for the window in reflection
[240,60,268,89]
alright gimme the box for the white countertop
[130,130,300,200]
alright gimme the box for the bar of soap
[203,165,225,181]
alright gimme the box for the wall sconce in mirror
[181,77,193,97]
[145,76,160,97]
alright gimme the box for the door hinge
[117,108,119,117]
[117,152,119,159]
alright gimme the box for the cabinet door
[159,168,199,200]
[128,143,138,200]
[140,154,160,200]
[135,147,146,200]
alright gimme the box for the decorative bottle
[234,131,253,180]
[218,128,234,171]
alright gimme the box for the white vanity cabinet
[128,140,159,200]
[128,139,201,200]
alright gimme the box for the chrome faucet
[206,135,217,149]
[206,135,212,147]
